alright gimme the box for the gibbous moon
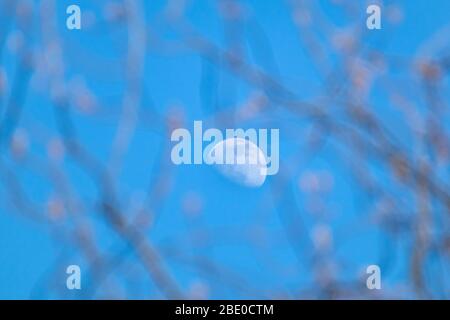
[207,137,268,188]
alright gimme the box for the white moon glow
[207,137,268,188]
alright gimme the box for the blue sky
[0,0,449,299]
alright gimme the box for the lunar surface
[207,137,268,188]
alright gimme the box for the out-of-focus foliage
[0,0,449,299]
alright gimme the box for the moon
[207,137,268,188]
